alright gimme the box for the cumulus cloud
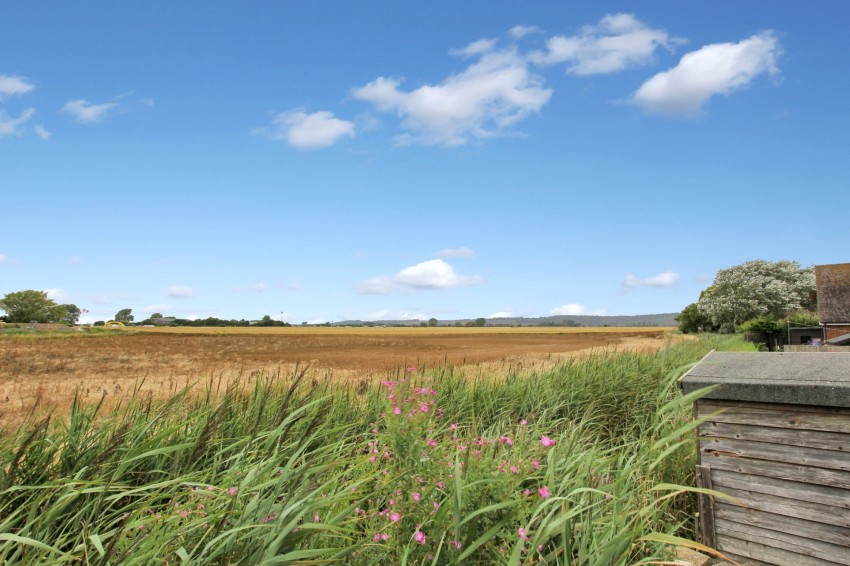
[62,99,119,123]
[0,108,36,136]
[632,32,781,115]
[167,285,195,299]
[435,247,475,258]
[489,310,515,318]
[0,75,34,99]
[356,259,482,295]
[352,46,552,146]
[395,259,483,290]
[253,110,355,149]
[449,38,498,58]
[529,13,676,75]
[623,270,680,288]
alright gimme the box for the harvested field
[0,326,677,426]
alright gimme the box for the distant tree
[115,308,134,323]
[93,320,105,327]
[150,312,163,320]
[697,260,815,328]
[676,303,713,334]
[419,321,428,327]
[428,318,438,327]
[0,290,57,323]
[474,317,486,327]
[59,304,81,325]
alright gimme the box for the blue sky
[2,2,848,324]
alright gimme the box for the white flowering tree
[696,260,816,331]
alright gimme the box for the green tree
[0,290,57,323]
[428,318,438,327]
[115,308,134,323]
[474,317,486,327]
[675,303,713,334]
[697,260,815,329]
[60,304,82,325]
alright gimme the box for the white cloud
[34,124,51,139]
[142,303,171,313]
[550,303,586,316]
[0,108,35,136]
[253,110,355,149]
[0,75,34,99]
[529,13,676,75]
[435,247,475,258]
[234,282,268,293]
[623,270,680,288]
[395,259,482,290]
[509,25,543,40]
[44,288,68,301]
[489,310,515,318]
[366,310,427,321]
[549,304,609,316]
[352,47,552,146]
[449,38,498,58]
[356,276,394,296]
[62,99,119,123]
[632,32,781,115]
[357,259,483,295]
[167,285,195,299]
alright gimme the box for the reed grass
[0,334,751,564]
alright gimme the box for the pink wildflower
[390,512,400,523]
[414,529,426,544]
[413,492,421,502]
[511,465,518,474]
[518,527,528,540]
[394,407,401,415]
[313,513,320,523]
[541,435,556,447]
[539,487,550,498]
[520,419,527,426]
[450,423,457,430]
[228,487,237,496]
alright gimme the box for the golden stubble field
[0,326,679,426]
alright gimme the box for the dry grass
[0,327,679,428]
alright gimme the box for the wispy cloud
[632,32,781,115]
[366,309,427,321]
[33,124,51,139]
[622,270,680,288]
[44,288,69,301]
[489,310,515,318]
[66,255,81,265]
[509,25,543,40]
[435,247,475,258]
[528,14,678,75]
[234,282,268,293]
[142,303,172,313]
[0,108,36,137]
[0,253,8,264]
[62,99,120,123]
[356,259,483,295]
[253,110,355,149]
[167,285,195,299]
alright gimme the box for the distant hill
[332,313,679,327]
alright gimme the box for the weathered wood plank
[712,480,850,528]
[711,468,850,511]
[715,502,850,547]
[696,464,715,549]
[716,521,850,564]
[700,420,850,452]
[700,436,850,471]
[718,534,844,566]
[698,401,850,434]
[706,453,850,489]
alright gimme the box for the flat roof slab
[681,351,850,408]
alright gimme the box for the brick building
[815,262,850,343]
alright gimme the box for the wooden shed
[681,351,850,565]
